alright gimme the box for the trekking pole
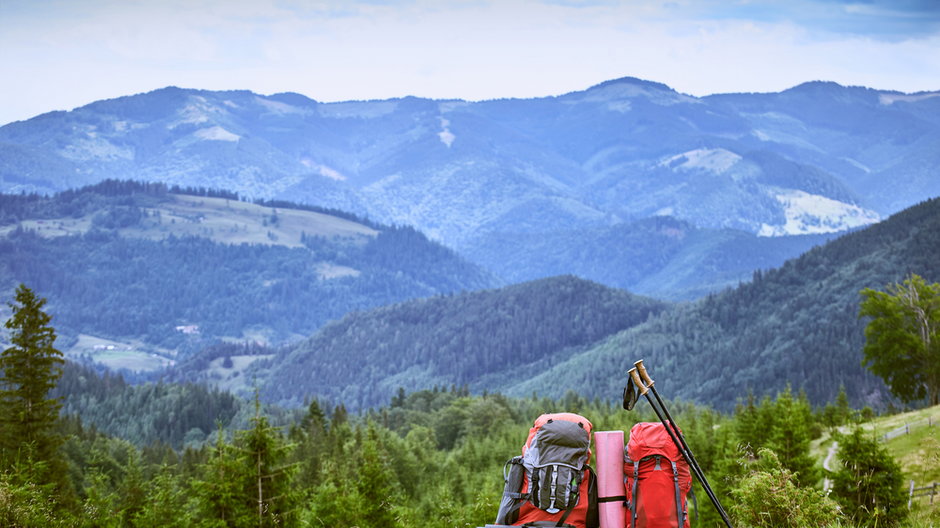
[634,360,712,478]
[628,365,734,528]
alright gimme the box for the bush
[831,427,908,527]
[729,448,841,527]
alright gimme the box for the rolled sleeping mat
[595,431,627,528]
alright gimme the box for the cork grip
[628,368,648,395]
[634,360,654,388]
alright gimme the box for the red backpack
[495,413,598,528]
[624,422,692,528]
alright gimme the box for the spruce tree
[236,396,298,528]
[0,284,65,478]
[768,386,818,486]
[191,426,252,527]
[831,427,907,527]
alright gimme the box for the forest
[0,180,497,350]
[3,359,936,528]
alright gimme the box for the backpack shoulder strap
[669,459,685,528]
[585,465,599,528]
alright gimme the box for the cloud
[0,0,938,125]
[666,0,940,40]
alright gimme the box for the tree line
[1,284,929,526]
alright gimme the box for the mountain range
[1,77,939,412]
[244,196,940,411]
[3,78,938,298]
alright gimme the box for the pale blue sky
[1,0,938,125]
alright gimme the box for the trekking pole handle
[629,368,649,395]
[634,360,654,388]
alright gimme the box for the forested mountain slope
[511,197,940,411]
[53,362,243,449]
[0,181,499,360]
[257,275,670,410]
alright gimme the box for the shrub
[730,448,841,527]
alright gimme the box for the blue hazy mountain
[1,78,937,299]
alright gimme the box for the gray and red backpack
[494,412,599,528]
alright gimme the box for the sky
[1,0,939,125]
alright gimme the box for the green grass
[66,333,176,372]
[814,404,940,524]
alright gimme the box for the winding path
[822,440,839,492]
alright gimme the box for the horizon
[2,0,940,126]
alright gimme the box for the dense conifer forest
[0,181,498,350]
[4,360,936,527]
[256,275,670,409]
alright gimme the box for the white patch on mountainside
[255,96,307,115]
[59,126,134,161]
[842,157,871,173]
[317,164,346,181]
[878,92,940,105]
[194,126,240,142]
[746,112,823,152]
[758,190,880,236]
[167,95,234,130]
[438,118,455,147]
[660,148,742,174]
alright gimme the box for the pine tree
[734,392,774,451]
[235,396,299,528]
[0,284,65,480]
[133,464,189,527]
[831,427,907,527]
[190,425,252,527]
[768,386,818,486]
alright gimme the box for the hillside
[3,78,937,299]
[509,197,940,411]
[253,275,670,410]
[0,181,499,368]
[464,215,835,300]
[221,197,940,412]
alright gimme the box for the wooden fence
[883,414,937,442]
[909,481,939,509]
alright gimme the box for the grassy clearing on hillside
[205,354,274,393]
[814,404,940,521]
[135,194,378,248]
[67,333,175,372]
[1,193,378,250]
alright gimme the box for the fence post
[909,480,915,509]
[933,482,938,505]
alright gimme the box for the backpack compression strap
[669,459,685,528]
[629,460,639,528]
[554,465,586,527]
[496,456,529,524]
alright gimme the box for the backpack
[495,413,599,528]
[624,422,692,528]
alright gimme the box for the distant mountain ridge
[237,197,940,411]
[4,77,935,297]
